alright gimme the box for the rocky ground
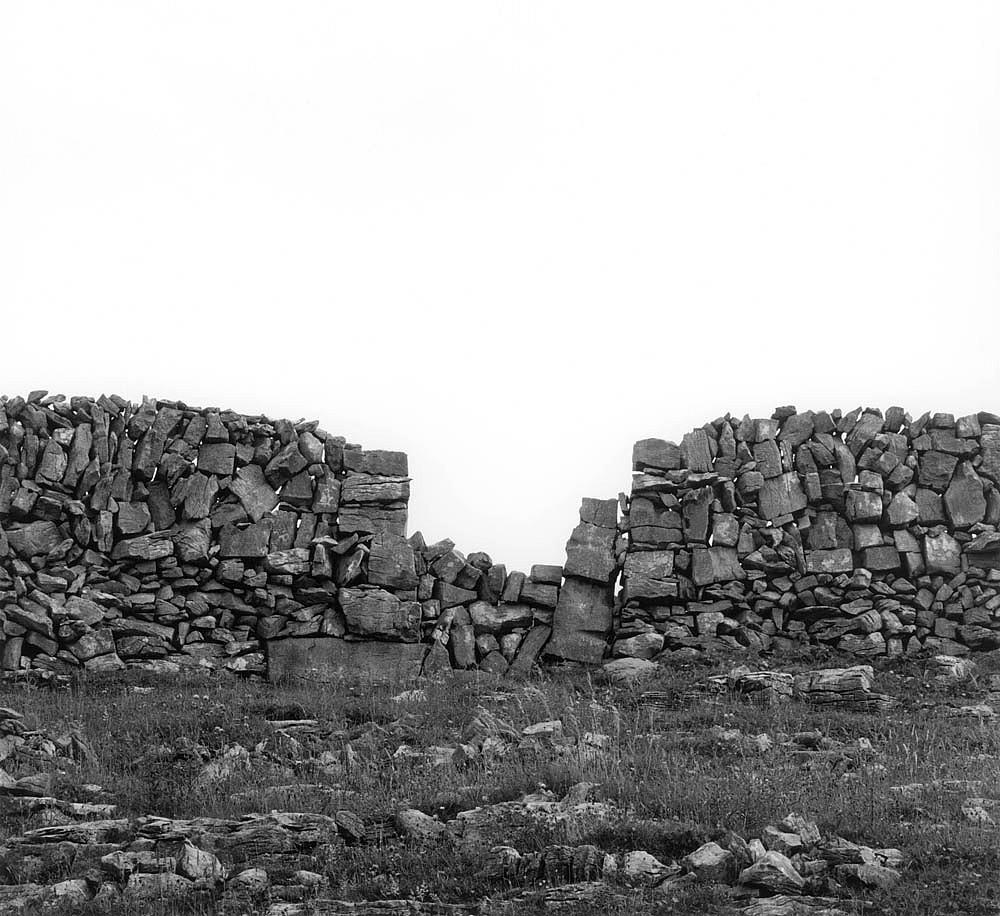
[0,647,997,915]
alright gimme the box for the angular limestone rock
[547,577,614,664]
[230,464,279,522]
[339,587,420,641]
[367,533,418,590]
[691,547,744,586]
[738,850,805,895]
[6,521,62,558]
[632,438,681,472]
[758,473,807,521]
[924,531,961,574]
[918,451,959,491]
[563,498,617,583]
[623,550,677,601]
[979,424,1000,484]
[197,443,236,476]
[804,549,853,574]
[944,461,986,528]
[341,474,410,505]
[469,601,533,634]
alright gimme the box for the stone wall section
[3,392,999,682]
[0,392,561,678]
[617,407,1000,660]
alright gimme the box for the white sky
[2,3,998,571]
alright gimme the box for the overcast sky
[2,3,998,571]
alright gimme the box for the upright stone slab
[549,497,618,663]
[547,577,614,664]
[562,497,618,583]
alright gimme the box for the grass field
[0,647,998,915]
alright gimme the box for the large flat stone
[367,533,418,589]
[691,547,744,586]
[563,498,617,583]
[758,473,807,521]
[547,576,613,664]
[944,461,986,528]
[230,464,279,522]
[6,521,63,558]
[267,638,427,684]
[339,587,420,640]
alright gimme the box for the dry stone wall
[3,392,999,683]
[0,391,561,679]
[612,406,1000,662]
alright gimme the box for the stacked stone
[361,536,564,679]
[617,407,1000,660]
[0,391,566,679]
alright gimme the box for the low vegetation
[0,647,998,914]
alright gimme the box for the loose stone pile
[613,407,1000,664]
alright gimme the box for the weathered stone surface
[367,533,418,589]
[844,489,883,523]
[924,531,961,574]
[519,580,559,608]
[804,549,853,574]
[268,638,427,683]
[778,412,815,449]
[944,461,986,528]
[681,429,713,472]
[219,520,272,558]
[133,408,183,480]
[341,474,410,505]
[563,498,617,583]
[337,506,408,537]
[6,601,55,639]
[602,657,658,685]
[265,441,308,480]
[311,477,341,514]
[36,439,67,484]
[182,473,219,520]
[758,473,807,520]
[507,625,551,677]
[632,438,681,472]
[623,550,677,601]
[739,850,805,895]
[918,451,959,491]
[547,577,613,663]
[860,546,900,571]
[886,492,918,526]
[339,588,420,640]
[682,487,713,542]
[117,502,151,536]
[230,464,279,522]
[264,548,312,575]
[469,601,533,634]
[67,629,116,662]
[197,443,236,476]
[6,521,62,558]
[612,632,664,659]
[111,534,173,560]
[683,841,736,883]
[916,488,946,524]
[979,424,1000,484]
[343,449,409,476]
[691,547,744,586]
